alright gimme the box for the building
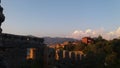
[0,33,46,68]
[82,37,94,44]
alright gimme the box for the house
[81,37,94,44]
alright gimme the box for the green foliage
[105,52,117,64]
[63,42,75,51]
[80,37,120,68]
[73,43,86,51]
[94,35,107,43]
[60,37,120,68]
[57,37,120,68]
[64,42,86,51]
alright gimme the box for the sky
[1,0,120,40]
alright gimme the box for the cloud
[68,27,120,40]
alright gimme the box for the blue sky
[1,0,120,39]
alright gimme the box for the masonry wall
[57,50,83,62]
[0,48,27,68]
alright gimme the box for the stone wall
[0,46,46,68]
[0,33,45,68]
[44,46,56,68]
[57,50,84,62]
[0,47,27,68]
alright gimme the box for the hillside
[43,37,77,45]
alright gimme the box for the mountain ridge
[43,37,77,45]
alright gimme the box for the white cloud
[68,27,120,40]
[116,27,120,35]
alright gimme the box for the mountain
[43,37,77,45]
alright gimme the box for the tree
[64,42,75,51]
[73,43,86,51]
[94,35,107,43]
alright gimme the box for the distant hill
[27,35,77,45]
[43,37,77,45]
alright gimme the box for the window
[26,48,36,59]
